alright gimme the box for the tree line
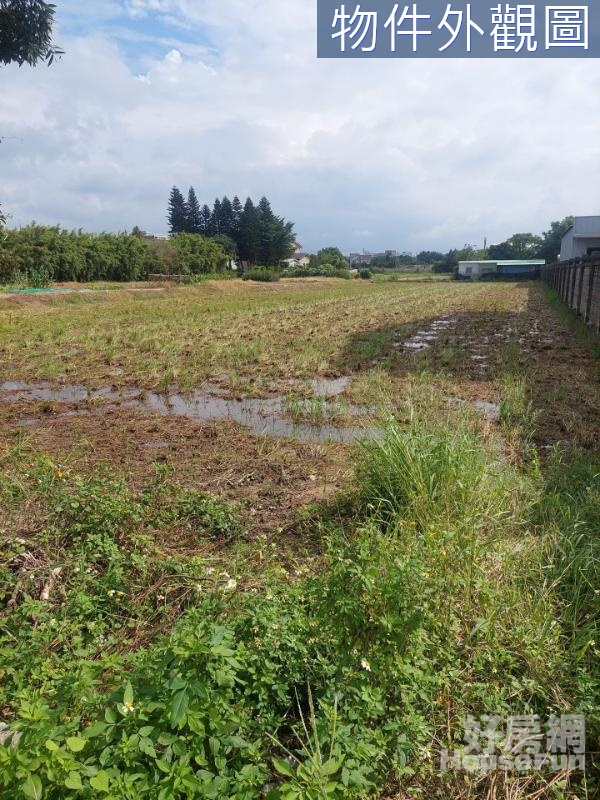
[361,217,574,273]
[167,188,295,266]
[0,225,229,284]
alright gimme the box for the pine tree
[167,187,188,235]
[186,187,202,234]
[200,205,212,236]
[257,196,276,265]
[220,197,234,238]
[231,196,243,239]
[212,199,222,236]
[238,198,260,264]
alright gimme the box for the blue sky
[1,1,598,253]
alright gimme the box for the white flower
[224,578,237,591]
[120,702,135,714]
[360,659,372,672]
[194,584,202,593]
[206,567,215,576]
[107,589,116,597]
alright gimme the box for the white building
[457,261,498,278]
[560,216,600,261]
[281,253,311,268]
[458,260,544,279]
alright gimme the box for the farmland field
[1,277,599,799]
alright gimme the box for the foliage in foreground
[0,410,598,798]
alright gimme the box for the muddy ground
[1,281,598,542]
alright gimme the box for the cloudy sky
[1,0,599,253]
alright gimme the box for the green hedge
[0,226,229,284]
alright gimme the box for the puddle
[310,376,349,397]
[1,381,375,445]
[398,316,457,352]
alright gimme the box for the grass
[0,277,516,395]
[0,278,599,798]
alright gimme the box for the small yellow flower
[53,465,64,479]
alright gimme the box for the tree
[211,199,222,235]
[538,216,573,263]
[238,198,260,264]
[417,250,444,265]
[0,0,63,66]
[313,247,349,271]
[212,234,237,261]
[231,196,243,239]
[200,205,212,236]
[186,187,202,234]
[489,233,543,261]
[1,1,62,234]
[219,196,234,238]
[167,186,187,235]
[257,196,276,264]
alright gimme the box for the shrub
[358,268,372,280]
[281,264,351,280]
[0,226,230,283]
[242,267,280,282]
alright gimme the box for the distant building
[560,216,600,261]
[458,259,544,279]
[143,233,169,241]
[349,252,373,265]
[281,252,311,268]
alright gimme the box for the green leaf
[23,775,43,800]
[45,740,59,751]
[272,757,295,778]
[123,681,134,706]
[64,772,83,791]
[322,757,343,776]
[66,736,86,753]
[170,689,189,729]
[90,771,110,792]
[85,721,108,737]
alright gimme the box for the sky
[1,1,599,254]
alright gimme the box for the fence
[541,258,600,335]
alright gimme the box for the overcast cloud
[1,0,599,253]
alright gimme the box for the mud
[0,380,375,445]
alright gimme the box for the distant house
[458,259,544,279]
[143,233,169,242]
[560,216,600,261]
[458,261,498,279]
[349,252,373,265]
[281,252,311,268]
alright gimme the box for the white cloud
[0,0,599,252]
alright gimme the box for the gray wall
[560,216,600,260]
